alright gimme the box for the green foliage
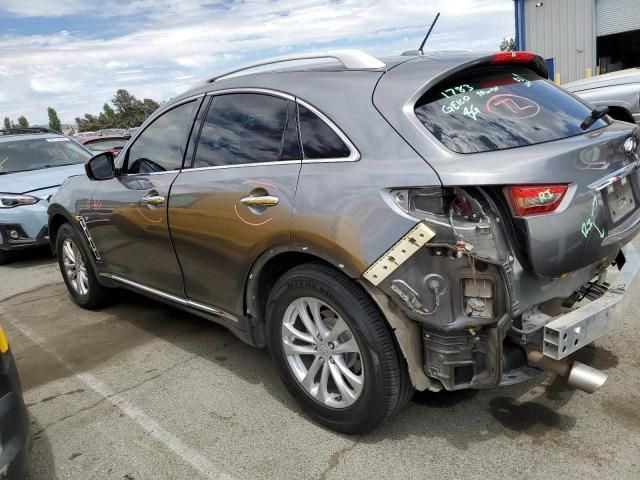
[3,117,10,129]
[75,89,160,132]
[48,107,62,132]
[500,38,517,52]
[16,116,29,128]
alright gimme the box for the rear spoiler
[463,51,549,80]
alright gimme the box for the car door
[169,92,302,316]
[87,97,202,296]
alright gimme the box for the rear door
[169,92,302,317]
[87,98,202,295]
[375,59,640,277]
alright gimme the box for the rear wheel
[56,223,109,309]
[266,264,413,433]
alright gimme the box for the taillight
[492,51,536,64]
[508,185,568,217]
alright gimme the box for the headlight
[0,193,39,208]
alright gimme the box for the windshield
[0,137,91,174]
[414,67,610,154]
[85,138,129,151]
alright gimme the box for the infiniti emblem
[624,137,637,156]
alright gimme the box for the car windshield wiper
[581,106,609,130]
[44,162,78,168]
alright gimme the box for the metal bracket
[363,223,435,286]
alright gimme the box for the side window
[298,104,351,159]
[194,94,301,168]
[125,100,198,174]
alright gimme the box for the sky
[0,0,515,125]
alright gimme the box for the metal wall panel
[524,0,595,83]
[596,0,640,36]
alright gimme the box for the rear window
[414,67,609,154]
[0,137,91,174]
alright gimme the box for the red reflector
[508,185,568,216]
[492,51,536,64]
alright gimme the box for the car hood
[0,163,85,195]
[564,68,640,92]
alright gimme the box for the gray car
[564,68,640,125]
[48,50,640,433]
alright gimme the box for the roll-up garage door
[597,0,640,36]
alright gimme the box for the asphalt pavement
[1,246,639,480]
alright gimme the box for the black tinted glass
[298,105,350,159]
[126,101,197,174]
[415,67,609,154]
[194,94,300,168]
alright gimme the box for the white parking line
[8,318,238,480]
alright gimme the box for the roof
[564,68,640,92]
[0,131,63,143]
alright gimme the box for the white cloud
[0,0,515,124]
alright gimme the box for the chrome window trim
[116,93,206,170]
[205,87,296,102]
[186,160,301,173]
[296,98,360,163]
[193,88,359,166]
[103,274,238,323]
[122,169,181,177]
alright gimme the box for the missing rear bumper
[542,243,640,360]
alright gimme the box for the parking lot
[0,246,638,480]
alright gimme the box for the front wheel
[56,223,109,309]
[266,264,413,433]
[0,250,12,266]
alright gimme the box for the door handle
[141,195,166,205]
[240,195,279,207]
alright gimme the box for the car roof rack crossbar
[199,49,386,85]
[0,127,57,136]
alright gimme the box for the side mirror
[85,152,115,181]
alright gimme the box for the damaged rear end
[369,52,640,393]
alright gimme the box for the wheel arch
[48,207,76,249]
[244,245,351,346]
[243,244,438,392]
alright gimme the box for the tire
[56,222,109,309]
[266,263,413,433]
[0,250,12,266]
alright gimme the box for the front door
[169,92,302,316]
[87,98,202,296]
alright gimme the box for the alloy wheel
[281,297,364,409]
[62,238,89,296]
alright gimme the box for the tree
[500,38,517,52]
[3,117,10,129]
[112,89,139,128]
[48,107,62,132]
[99,103,116,128]
[75,113,102,133]
[75,89,160,132]
[17,116,29,128]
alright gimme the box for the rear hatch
[374,53,640,278]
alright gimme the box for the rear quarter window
[414,67,609,154]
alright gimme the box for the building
[514,0,640,84]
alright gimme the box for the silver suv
[49,50,640,433]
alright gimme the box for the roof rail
[195,49,386,86]
[0,127,58,136]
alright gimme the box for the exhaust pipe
[527,350,607,394]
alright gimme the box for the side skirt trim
[100,273,239,323]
